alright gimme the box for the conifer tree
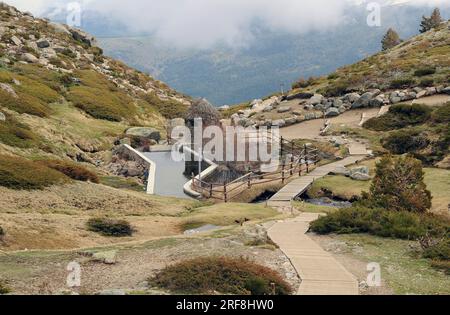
[381,28,401,51]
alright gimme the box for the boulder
[70,29,95,47]
[389,92,401,104]
[261,105,272,112]
[0,111,5,122]
[350,166,369,176]
[350,172,371,181]
[352,92,374,108]
[369,96,384,107]
[426,87,437,96]
[0,83,17,98]
[292,110,303,116]
[413,87,423,94]
[250,99,262,106]
[92,251,117,265]
[272,119,286,127]
[22,53,39,63]
[443,87,450,95]
[277,106,291,113]
[36,39,50,48]
[331,166,350,176]
[285,117,297,126]
[303,104,315,111]
[126,127,161,142]
[333,99,343,108]
[304,113,316,120]
[343,92,361,104]
[10,35,22,46]
[416,90,427,98]
[309,94,324,106]
[325,107,340,117]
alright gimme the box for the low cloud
[4,0,450,48]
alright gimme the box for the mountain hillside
[0,3,190,165]
[291,20,450,97]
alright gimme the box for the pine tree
[420,8,443,33]
[381,28,401,51]
[369,155,432,213]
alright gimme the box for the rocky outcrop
[126,127,161,142]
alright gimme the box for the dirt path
[268,213,359,295]
[280,108,380,140]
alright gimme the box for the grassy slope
[290,22,450,96]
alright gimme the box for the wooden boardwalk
[268,213,359,295]
[267,154,366,207]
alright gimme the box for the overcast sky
[4,0,449,48]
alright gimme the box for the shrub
[419,78,434,87]
[38,160,99,183]
[414,67,436,77]
[0,89,51,117]
[422,239,450,261]
[142,92,187,119]
[369,155,432,213]
[87,218,133,237]
[310,206,449,240]
[390,78,416,89]
[431,102,450,123]
[68,86,136,121]
[0,114,38,148]
[382,129,429,154]
[364,104,432,131]
[0,279,10,295]
[0,155,69,190]
[292,77,317,90]
[149,257,292,295]
[322,81,350,97]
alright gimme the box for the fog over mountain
[5,0,450,105]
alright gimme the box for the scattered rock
[352,92,374,108]
[331,166,350,176]
[10,35,22,46]
[0,111,5,122]
[272,119,286,127]
[309,94,324,106]
[369,96,384,107]
[350,166,369,175]
[343,92,361,104]
[443,87,450,95]
[36,39,50,48]
[325,107,340,117]
[277,106,291,113]
[92,251,117,265]
[416,90,427,98]
[350,172,371,181]
[22,53,39,63]
[70,28,95,47]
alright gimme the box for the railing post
[304,144,309,173]
[224,183,227,203]
[281,163,285,184]
[210,183,213,198]
[290,155,294,176]
[247,174,251,188]
[191,172,195,189]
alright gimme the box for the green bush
[0,155,69,190]
[390,78,416,89]
[414,67,436,77]
[419,78,434,87]
[369,155,431,213]
[87,218,133,237]
[310,206,449,240]
[38,160,99,183]
[382,129,429,154]
[364,104,432,131]
[322,82,350,97]
[431,102,450,123]
[149,257,292,295]
[423,239,450,261]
